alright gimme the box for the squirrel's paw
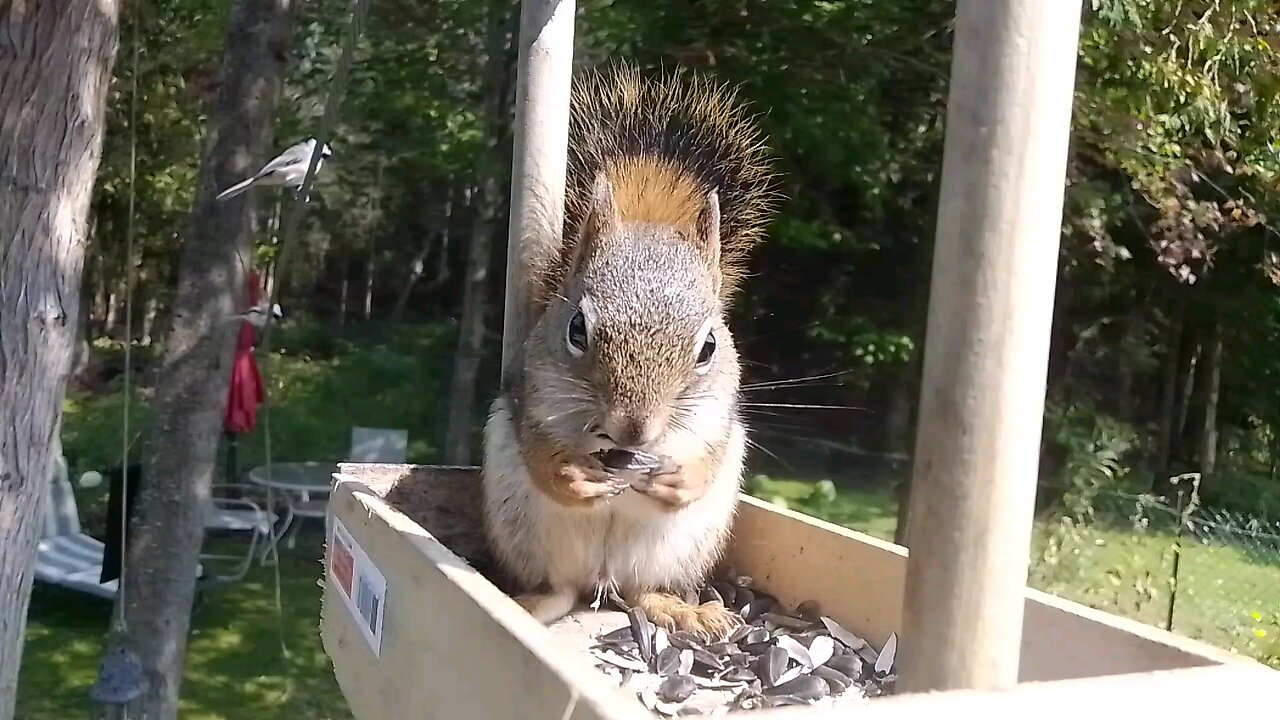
[632,591,742,643]
[514,588,578,624]
[629,465,703,508]
[555,462,628,504]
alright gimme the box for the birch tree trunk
[112,1,294,717]
[0,2,120,715]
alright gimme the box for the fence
[1025,476,1280,669]
[742,459,1280,670]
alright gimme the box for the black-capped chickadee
[215,138,332,202]
[233,303,284,328]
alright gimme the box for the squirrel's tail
[534,63,780,306]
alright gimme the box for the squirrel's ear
[695,188,722,281]
[571,173,619,272]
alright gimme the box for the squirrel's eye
[694,332,716,371]
[566,309,588,357]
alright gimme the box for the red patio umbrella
[223,271,265,483]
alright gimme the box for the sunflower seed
[826,653,864,679]
[721,666,756,684]
[774,635,813,668]
[599,625,635,644]
[594,447,663,472]
[875,632,897,675]
[593,647,648,672]
[677,648,694,675]
[668,631,702,651]
[807,634,836,668]
[732,588,755,614]
[653,627,671,658]
[712,582,738,606]
[628,607,655,662]
[820,616,868,651]
[795,599,822,619]
[764,675,829,701]
[655,646,683,675]
[811,665,852,694]
[657,674,697,703]
[692,648,725,672]
[700,584,725,606]
[757,645,789,687]
[760,612,811,631]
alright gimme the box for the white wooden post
[897,0,1085,694]
[500,0,577,384]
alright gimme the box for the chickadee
[215,138,332,202]
[234,303,284,328]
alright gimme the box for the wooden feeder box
[318,464,1277,719]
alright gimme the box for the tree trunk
[444,2,516,465]
[1152,298,1185,494]
[0,2,120,715]
[1198,320,1222,480]
[113,2,294,717]
[390,192,453,324]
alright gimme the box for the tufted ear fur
[694,189,722,294]
[570,172,620,276]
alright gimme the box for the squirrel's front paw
[629,464,704,507]
[555,463,628,504]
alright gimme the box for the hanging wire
[238,0,374,674]
[90,5,148,713]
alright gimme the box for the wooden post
[500,0,576,385]
[898,0,1084,694]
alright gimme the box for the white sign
[328,517,387,656]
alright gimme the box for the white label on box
[328,517,387,656]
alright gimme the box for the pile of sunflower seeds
[588,575,897,716]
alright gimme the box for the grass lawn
[20,533,352,720]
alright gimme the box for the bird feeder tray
[319,464,1277,719]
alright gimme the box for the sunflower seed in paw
[764,675,830,701]
[593,448,663,472]
[657,674,697,703]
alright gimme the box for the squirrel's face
[544,232,738,455]
[524,172,739,458]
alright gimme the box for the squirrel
[481,63,779,642]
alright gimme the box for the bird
[233,303,284,328]
[215,138,332,202]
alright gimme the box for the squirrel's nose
[601,413,663,449]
